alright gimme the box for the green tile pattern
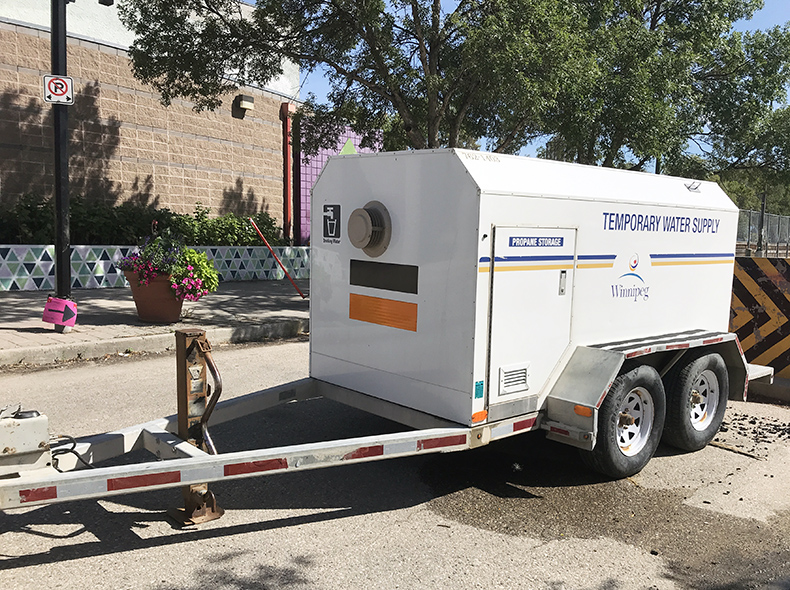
[0,245,310,291]
[198,246,311,282]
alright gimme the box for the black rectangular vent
[350,260,419,294]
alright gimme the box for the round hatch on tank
[347,200,391,257]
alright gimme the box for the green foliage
[171,248,220,301]
[0,194,55,244]
[540,0,790,171]
[117,228,221,301]
[120,0,585,154]
[167,204,284,246]
[0,196,283,246]
[0,194,173,245]
[118,0,284,110]
[117,229,183,282]
[119,0,790,183]
[714,169,790,216]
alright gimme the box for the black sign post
[48,1,114,332]
[51,0,70,311]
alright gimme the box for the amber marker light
[574,405,594,418]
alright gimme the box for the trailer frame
[0,327,769,513]
[0,375,539,511]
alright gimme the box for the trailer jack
[168,484,224,526]
[168,329,225,526]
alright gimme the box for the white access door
[487,226,576,412]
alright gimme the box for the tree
[119,0,790,179]
[541,0,790,172]
[119,0,585,155]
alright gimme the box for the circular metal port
[347,201,391,257]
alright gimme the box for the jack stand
[168,484,225,526]
[168,329,224,526]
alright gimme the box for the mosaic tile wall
[0,245,310,291]
[199,246,310,282]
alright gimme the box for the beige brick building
[0,1,300,225]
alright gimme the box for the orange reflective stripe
[349,293,418,332]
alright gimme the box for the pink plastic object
[42,297,78,327]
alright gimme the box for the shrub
[168,205,284,247]
[117,229,220,302]
[0,194,55,244]
[171,248,220,301]
[0,196,284,247]
[117,230,183,285]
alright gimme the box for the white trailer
[0,150,772,516]
[311,149,759,476]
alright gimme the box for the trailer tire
[662,352,728,452]
[580,365,666,479]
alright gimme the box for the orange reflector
[349,293,418,332]
[574,405,593,418]
[471,411,488,423]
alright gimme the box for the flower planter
[124,271,183,323]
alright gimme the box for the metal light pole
[46,0,114,333]
[51,0,70,304]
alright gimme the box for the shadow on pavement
[0,398,590,570]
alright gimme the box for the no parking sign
[43,75,74,105]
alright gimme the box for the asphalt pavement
[0,279,309,368]
[2,341,789,589]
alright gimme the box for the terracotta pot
[124,271,183,323]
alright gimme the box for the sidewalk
[0,280,309,368]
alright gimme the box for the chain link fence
[737,210,790,257]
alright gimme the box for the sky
[735,0,790,32]
[299,0,790,105]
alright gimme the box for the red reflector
[703,337,724,345]
[513,418,537,432]
[597,388,609,408]
[550,426,570,437]
[107,471,180,491]
[343,445,384,460]
[19,486,57,503]
[417,434,467,451]
[665,343,690,350]
[224,458,288,477]
[625,348,650,359]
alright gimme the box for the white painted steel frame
[0,379,541,510]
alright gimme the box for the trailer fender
[542,346,625,450]
[712,339,750,402]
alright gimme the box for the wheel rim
[689,369,719,432]
[616,386,654,457]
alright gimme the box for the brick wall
[0,20,288,222]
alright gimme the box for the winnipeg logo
[611,253,650,302]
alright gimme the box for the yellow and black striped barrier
[731,257,790,378]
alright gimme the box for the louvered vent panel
[499,363,530,395]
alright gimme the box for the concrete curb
[0,318,309,368]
